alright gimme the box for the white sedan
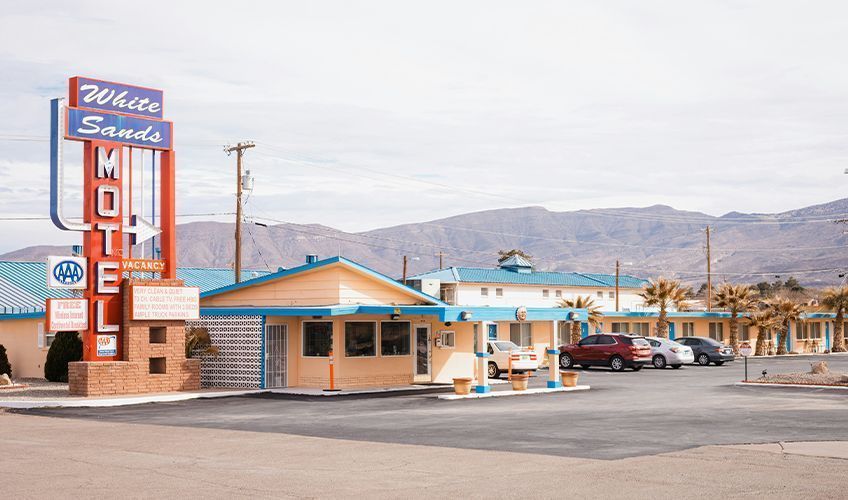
[486,340,539,378]
[645,336,694,369]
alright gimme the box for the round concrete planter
[560,371,579,387]
[511,373,529,391]
[452,377,473,395]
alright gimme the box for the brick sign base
[68,279,201,397]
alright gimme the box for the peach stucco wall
[265,314,477,388]
[0,318,48,379]
[203,263,430,308]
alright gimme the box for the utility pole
[435,251,446,269]
[706,225,712,311]
[224,141,255,283]
[615,259,620,311]
[402,255,408,285]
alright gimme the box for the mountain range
[4,198,848,286]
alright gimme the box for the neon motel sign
[49,77,177,361]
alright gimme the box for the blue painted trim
[826,321,831,351]
[546,349,559,355]
[201,305,360,317]
[475,352,490,358]
[786,323,792,351]
[547,380,563,388]
[0,311,45,321]
[259,315,266,389]
[200,256,448,306]
[604,311,841,320]
[475,385,491,393]
[202,304,588,323]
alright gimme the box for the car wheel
[632,365,643,372]
[714,361,725,366]
[671,364,682,369]
[559,353,574,369]
[609,355,625,372]
[697,353,710,366]
[652,355,667,369]
[487,362,500,379]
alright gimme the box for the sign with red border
[46,298,89,332]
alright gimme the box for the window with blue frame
[487,323,498,341]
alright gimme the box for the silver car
[645,336,694,369]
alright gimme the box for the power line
[0,212,235,221]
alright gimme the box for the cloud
[1,0,848,252]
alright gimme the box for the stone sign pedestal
[69,279,200,397]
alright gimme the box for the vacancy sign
[130,286,200,320]
[46,298,89,332]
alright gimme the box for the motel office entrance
[265,324,288,388]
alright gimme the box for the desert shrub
[44,331,83,382]
[0,344,11,378]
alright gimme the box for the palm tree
[712,283,757,353]
[639,277,688,338]
[766,297,803,355]
[820,286,848,353]
[559,295,604,344]
[185,327,219,358]
[747,311,778,356]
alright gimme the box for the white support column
[548,320,562,388]
[475,321,490,393]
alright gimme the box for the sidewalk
[0,388,262,409]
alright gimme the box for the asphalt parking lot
[22,355,848,460]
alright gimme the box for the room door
[264,324,287,388]
[414,325,431,383]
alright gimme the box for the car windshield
[493,341,520,351]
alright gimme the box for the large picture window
[303,321,333,357]
[509,323,532,346]
[381,321,411,356]
[708,322,724,341]
[611,322,630,333]
[680,322,695,337]
[345,322,376,357]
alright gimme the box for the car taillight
[530,354,537,360]
[715,347,722,353]
[670,347,680,353]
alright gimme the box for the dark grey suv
[674,336,735,366]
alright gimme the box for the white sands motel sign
[49,77,177,361]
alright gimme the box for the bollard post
[323,348,340,392]
[508,353,513,382]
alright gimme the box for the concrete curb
[734,381,848,391]
[0,389,264,409]
[437,385,590,400]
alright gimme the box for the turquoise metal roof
[409,266,649,288]
[0,261,270,316]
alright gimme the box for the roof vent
[498,255,533,273]
[306,254,318,264]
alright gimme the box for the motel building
[0,255,838,390]
[408,255,839,355]
[0,256,586,391]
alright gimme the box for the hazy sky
[1,1,847,252]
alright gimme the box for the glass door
[414,325,431,382]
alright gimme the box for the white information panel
[46,298,89,332]
[46,256,87,289]
[131,286,200,320]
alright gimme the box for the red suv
[559,334,652,372]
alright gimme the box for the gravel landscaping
[0,379,70,399]
[753,372,848,387]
